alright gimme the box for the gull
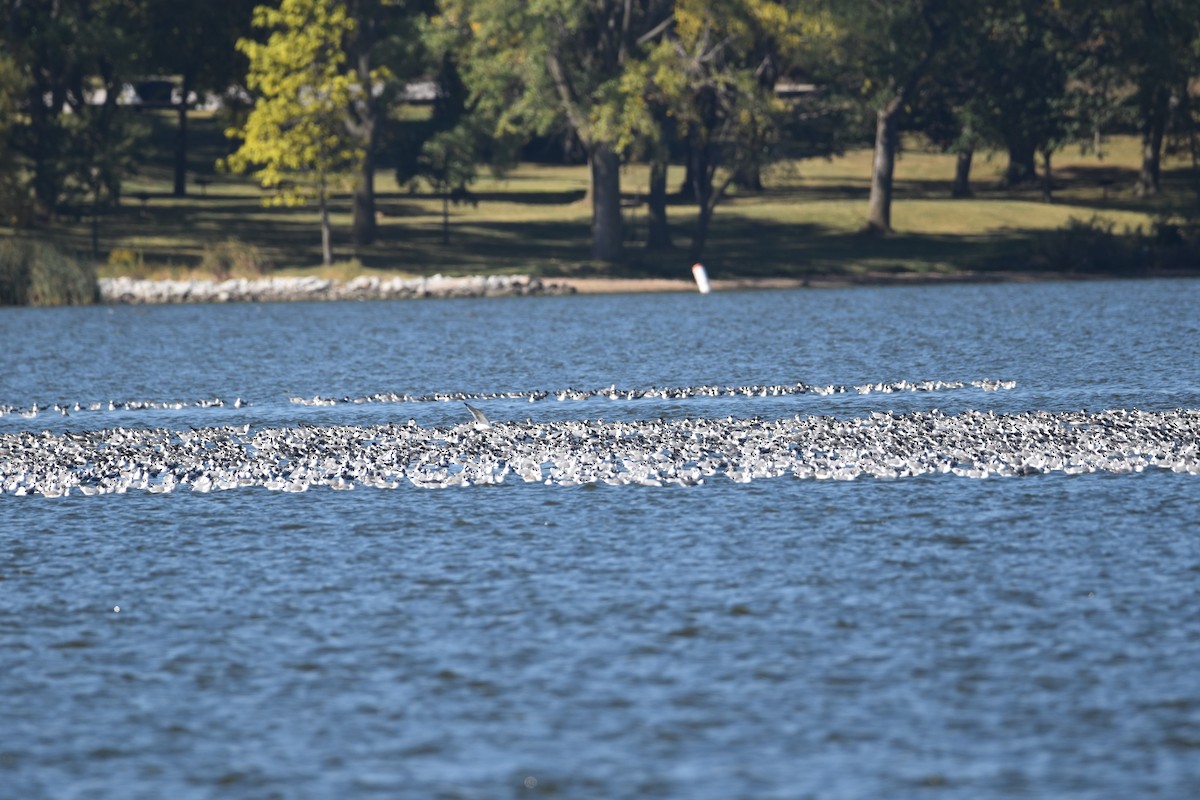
[464,402,491,430]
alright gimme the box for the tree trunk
[865,103,900,233]
[951,147,973,198]
[733,161,763,192]
[691,202,714,262]
[688,136,716,258]
[319,192,333,266]
[1040,149,1053,203]
[173,72,191,197]
[1188,91,1200,205]
[1191,115,1200,206]
[352,143,377,247]
[582,154,593,208]
[28,89,65,219]
[91,188,101,259]
[442,191,450,245]
[1003,140,1038,186]
[678,139,698,201]
[1135,88,1169,197]
[590,144,623,262]
[646,157,671,250]
[350,4,379,247]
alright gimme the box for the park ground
[7,110,1200,290]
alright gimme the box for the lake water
[2,279,1199,799]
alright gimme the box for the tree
[638,1,788,257]
[910,1,1100,200]
[1097,0,1200,196]
[344,0,435,247]
[416,126,481,243]
[0,51,28,222]
[598,3,676,251]
[968,0,1075,188]
[905,17,987,199]
[828,0,951,233]
[143,0,258,197]
[914,87,984,197]
[615,1,832,258]
[2,0,149,220]
[393,44,486,244]
[442,0,673,262]
[223,0,368,266]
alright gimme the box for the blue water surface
[2,278,1199,799]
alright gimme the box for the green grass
[6,110,1199,283]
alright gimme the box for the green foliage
[393,49,486,189]
[0,239,97,306]
[414,127,480,194]
[0,52,29,223]
[1,0,149,218]
[435,0,572,143]
[221,0,376,264]
[143,0,258,93]
[1,0,1199,259]
[0,52,22,125]
[221,0,365,207]
[76,108,151,217]
[640,0,837,254]
[973,1,1076,173]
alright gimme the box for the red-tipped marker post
[691,263,712,294]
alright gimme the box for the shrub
[1148,214,1200,271]
[1032,216,1143,274]
[106,247,142,271]
[0,239,98,306]
[1032,214,1200,276]
[198,238,271,279]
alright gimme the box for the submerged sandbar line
[2,408,1197,496]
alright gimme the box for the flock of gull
[0,397,241,420]
[2,396,1197,495]
[289,378,1018,406]
[0,379,1016,421]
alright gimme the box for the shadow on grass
[30,123,1199,282]
[65,197,1178,282]
[663,218,1040,278]
[405,189,589,206]
[355,217,596,274]
[682,216,1198,280]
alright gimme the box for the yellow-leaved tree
[222,0,364,266]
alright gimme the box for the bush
[1148,214,1200,271]
[106,247,142,271]
[198,238,271,279]
[1031,216,1144,274]
[0,239,98,306]
[1029,214,1200,276]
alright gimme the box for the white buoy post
[691,262,712,294]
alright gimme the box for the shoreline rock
[98,274,576,304]
[96,268,1200,304]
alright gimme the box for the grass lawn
[6,110,1199,283]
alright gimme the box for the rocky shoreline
[97,273,576,304]
[95,268,1200,304]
